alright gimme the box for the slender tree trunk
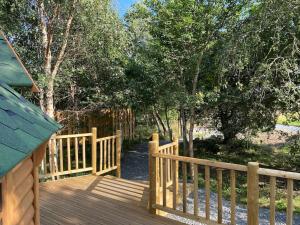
[155,111,167,136]
[188,54,203,179]
[180,107,188,156]
[37,0,76,118]
[164,106,173,141]
[46,78,55,118]
[152,112,161,134]
[188,109,195,158]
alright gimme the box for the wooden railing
[40,128,121,180]
[94,130,121,176]
[151,133,179,189]
[148,135,300,225]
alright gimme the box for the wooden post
[116,130,122,178]
[173,136,179,199]
[152,132,159,144]
[92,127,97,175]
[149,141,159,214]
[286,179,294,225]
[217,168,223,224]
[247,162,259,225]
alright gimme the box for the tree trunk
[155,111,167,136]
[152,112,161,134]
[164,106,173,141]
[46,78,55,118]
[180,107,188,156]
[37,0,76,118]
[188,109,195,158]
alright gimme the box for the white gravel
[167,189,300,225]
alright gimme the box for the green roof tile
[0,34,33,87]
[0,82,61,177]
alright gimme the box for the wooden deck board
[40,175,182,225]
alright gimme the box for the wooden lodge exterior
[0,32,60,225]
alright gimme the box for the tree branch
[51,0,77,77]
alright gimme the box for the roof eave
[0,31,40,93]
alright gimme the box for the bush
[193,136,222,154]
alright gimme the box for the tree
[37,0,77,117]
[131,0,247,157]
[212,0,300,142]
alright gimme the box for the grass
[277,114,300,127]
[188,137,300,213]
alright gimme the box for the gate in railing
[40,127,121,180]
[148,133,300,225]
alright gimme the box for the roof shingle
[0,82,61,177]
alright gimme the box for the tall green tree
[130,0,248,157]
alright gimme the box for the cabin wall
[1,156,38,225]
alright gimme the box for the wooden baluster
[104,139,107,170]
[112,137,115,167]
[59,139,63,172]
[100,140,103,171]
[286,179,294,225]
[194,164,198,217]
[217,169,223,224]
[172,159,177,210]
[163,158,167,207]
[108,138,111,169]
[82,137,86,168]
[205,165,210,220]
[160,156,163,186]
[182,162,187,213]
[230,170,236,225]
[168,148,171,182]
[270,176,276,225]
[174,137,179,199]
[67,138,71,172]
[75,137,79,170]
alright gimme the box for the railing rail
[40,128,121,180]
[148,133,300,225]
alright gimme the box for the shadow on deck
[40,175,182,225]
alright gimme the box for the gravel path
[275,124,300,134]
[121,142,300,225]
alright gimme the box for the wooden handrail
[53,133,92,139]
[158,142,176,151]
[96,135,118,142]
[153,153,248,172]
[258,168,300,180]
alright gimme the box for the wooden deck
[40,175,183,225]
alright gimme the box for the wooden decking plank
[41,192,174,225]
[40,175,182,225]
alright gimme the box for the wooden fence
[56,109,135,140]
[148,133,300,225]
[40,128,121,180]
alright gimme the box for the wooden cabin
[0,32,60,225]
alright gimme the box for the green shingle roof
[0,33,35,88]
[0,82,61,177]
